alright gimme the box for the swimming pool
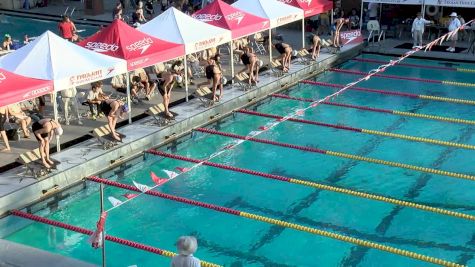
[0,14,98,42]
[3,54,475,266]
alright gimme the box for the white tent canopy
[0,31,127,91]
[232,0,303,28]
[139,7,232,54]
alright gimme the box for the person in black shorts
[32,118,63,168]
[196,58,216,90]
[273,42,292,72]
[100,99,129,141]
[0,106,10,152]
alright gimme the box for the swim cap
[220,76,227,85]
[258,59,264,68]
[292,50,298,57]
[54,127,63,136]
[175,75,183,83]
[121,103,130,113]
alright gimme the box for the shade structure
[0,31,127,91]
[139,7,232,54]
[232,0,303,28]
[425,0,475,7]
[192,0,270,39]
[78,19,185,71]
[0,68,53,107]
[280,0,333,17]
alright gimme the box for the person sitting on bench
[86,81,108,119]
[100,99,129,141]
[32,118,63,169]
[8,103,31,138]
[273,42,292,72]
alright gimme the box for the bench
[17,148,58,179]
[145,103,177,126]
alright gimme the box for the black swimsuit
[275,43,286,54]
[241,53,250,65]
[205,65,215,80]
[100,101,114,115]
[158,79,171,96]
[33,119,54,141]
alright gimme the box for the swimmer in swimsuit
[311,34,321,59]
[240,47,260,84]
[273,42,292,72]
[100,99,129,141]
[157,71,180,118]
[32,118,63,168]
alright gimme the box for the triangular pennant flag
[223,144,235,150]
[108,196,123,207]
[89,212,107,249]
[123,193,138,199]
[175,167,191,173]
[151,171,169,186]
[133,181,151,193]
[163,169,179,179]
[258,126,268,130]
[295,109,305,116]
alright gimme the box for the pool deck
[0,42,362,216]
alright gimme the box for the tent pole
[268,29,272,64]
[126,73,132,124]
[421,0,425,18]
[379,4,382,22]
[360,1,364,31]
[230,41,235,81]
[184,57,189,102]
[302,18,305,49]
[53,92,60,152]
[331,9,333,25]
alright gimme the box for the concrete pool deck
[0,43,362,216]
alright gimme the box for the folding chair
[194,87,215,107]
[253,32,267,55]
[145,103,176,126]
[295,48,311,65]
[91,125,125,150]
[234,72,251,91]
[17,148,58,178]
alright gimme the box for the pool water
[4,54,475,266]
[0,14,98,43]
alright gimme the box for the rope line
[9,210,221,267]
[300,80,475,106]
[147,149,475,222]
[330,68,475,87]
[352,58,462,72]
[195,128,475,182]
[272,93,475,125]
[86,177,464,267]
[236,109,475,150]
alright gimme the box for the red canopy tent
[192,0,270,39]
[281,0,333,17]
[0,68,53,107]
[78,19,185,71]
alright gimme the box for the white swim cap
[258,59,264,68]
[54,126,63,136]
[220,76,227,85]
[292,50,298,57]
[175,75,183,83]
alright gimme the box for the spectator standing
[349,8,360,29]
[411,12,431,48]
[58,15,78,42]
[446,12,461,52]
[61,87,83,125]
[171,236,201,267]
[0,106,10,152]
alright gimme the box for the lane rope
[300,80,475,106]
[352,58,475,73]
[236,109,475,150]
[147,149,475,222]
[10,210,221,267]
[330,68,475,87]
[86,177,464,267]
[272,93,475,126]
[195,127,475,182]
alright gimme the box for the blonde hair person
[171,236,200,267]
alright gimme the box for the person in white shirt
[411,12,431,48]
[368,3,378,20]
[171,236,201,267]
[447,12,461,52]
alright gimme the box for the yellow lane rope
[418,95,475,105]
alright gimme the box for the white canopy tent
[139,7,232,100]
[232,0,303,61]
[0,31,127,150]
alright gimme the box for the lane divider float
[300,80,475,106]
[236,109,475,150]
[195,128,475,182]
[272,93,475,126]
[86,176,464,267]
[329,68,475,87]
[10,209,221,267]
[352,58,475,73]
[147,149,475,222]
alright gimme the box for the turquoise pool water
[0,14,98,42]
[4,54,475,266]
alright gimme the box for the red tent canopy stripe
[78,19,185,71]
[0,69,53,107]
[192,0,270,39]
[280,0,333,17]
